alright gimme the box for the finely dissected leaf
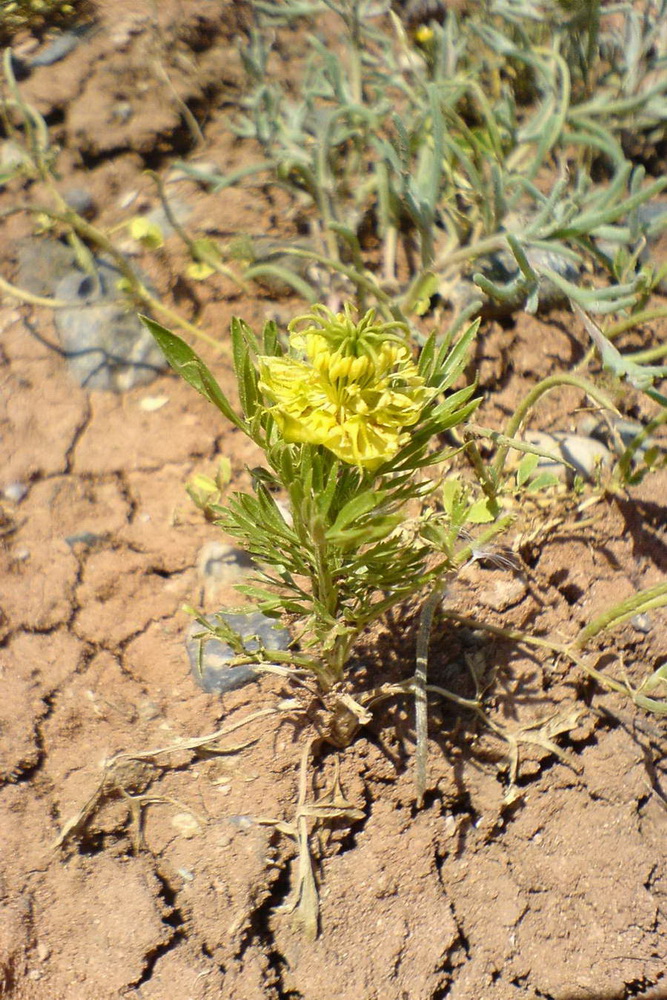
[139,317,246,432]
[327,492,383,536]
[328,513,404,550]
[256,487,299,537]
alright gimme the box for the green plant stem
[625,342,667,365]
[574,581,667,649]
[145,169,247,287]
[491,374,616,483]
[616,410,667,483]
[226,647,329,674]
[442,611,630,698]
[0,273,73,308]
[14,204,223,350]
[269,246,398,317]
[604,306,667,339]
[414,580,449,805]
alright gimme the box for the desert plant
[142,306,506,718]
[200,0,667,324]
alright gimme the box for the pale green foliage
[195,0,667,323]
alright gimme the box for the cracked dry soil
[1,2,666,998]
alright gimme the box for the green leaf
[256,486,299,538]
[317,459,341,520]
[262,319,282,356]
[329,513,403,549]
[327,492,382,537]
[404,271,439,317]
[240,352,259,419]
[517,452,540,487]
[441,479,462,517]
[139,316,246,433]
[526,471,560,491]
[231,318,261,420]
[435,323,479,391]
[418,330,437,381]
[467,498,498,523]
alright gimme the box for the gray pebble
[111,102,133,125]
[186,610,290,695]
[197,540,254,583]
[29,24,96,68]
[3,482,28,503]
[65,531,102,548]
[143,199,192,240]
[558,434,613,482]
[631,612,652,634]
[63,187,97,218]
[578,415,650,457]
[523,430,613,482]
[196,540,254,605]
[54,259,167,391]
[17,237,78,297]
[0,140,31,171]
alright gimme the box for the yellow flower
[414,25,434,45]
[258,307,431,471]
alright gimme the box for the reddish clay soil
[0,3,666,999]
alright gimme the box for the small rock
[186,609,290,695]
[197,540,254,585]
[139,395,169,412]
[631,612,652,634]
[558,434,613,482]
[111,101,134,124]
[54,259,167,391]
[171,813,202,839]
[64,531,102,548]
[0,140,31,171]
[144,198,192,240]
[118,189,139,210]
[17,237,78,297]
[63,187,97,218]
[3,482,28,503]
[29,27,93,68]
[523,430,612,483]
[578,415,652,457]
[137,698,161,721]
[478,577,527,612]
